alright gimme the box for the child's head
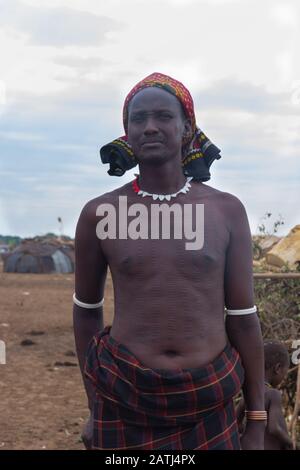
[264,341,290,387]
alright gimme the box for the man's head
[127,87,192,164]
[123,72,196,133]
[100,72,221,180]
[264,341,290,387]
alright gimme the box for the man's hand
[240,421,266,450]
[81,412,93,450]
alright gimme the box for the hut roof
[3,238,75,274]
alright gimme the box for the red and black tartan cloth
[84,325,244,450]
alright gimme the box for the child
[236,340,293,450]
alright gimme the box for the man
[73,72,266,450]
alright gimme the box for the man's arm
[73,199,108,411]
[267,390,293,449]
[223,195,266,449]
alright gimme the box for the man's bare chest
[99,202,229,278]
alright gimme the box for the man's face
[127,87,189,164]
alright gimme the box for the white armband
[225,305,257,315]
[73,293,104,309]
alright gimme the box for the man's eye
[158,114,172,119]
[131,116,144,122]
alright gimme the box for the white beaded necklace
[132,176,193,201]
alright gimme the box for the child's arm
[267,390,293,449]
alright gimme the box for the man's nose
[143,117,159,134]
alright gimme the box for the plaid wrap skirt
[84,326,244,450]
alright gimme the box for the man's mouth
[142,142,163,147]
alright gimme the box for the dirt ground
[0,267,114,450]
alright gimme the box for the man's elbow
[73,305,104,330]
[225,312,261,333]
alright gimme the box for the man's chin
[136,151,166,164]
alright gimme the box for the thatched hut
[3,237,75,273]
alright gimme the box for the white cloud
[271,3,298,27]
[0,1,121,46]
[2,0,300,97]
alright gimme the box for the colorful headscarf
[100,72,221,181]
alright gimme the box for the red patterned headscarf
[122,72,196,136]
[100,72,221,181]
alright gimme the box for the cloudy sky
[0,0,299,238]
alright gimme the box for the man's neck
[137,161,187,194]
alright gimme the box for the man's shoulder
[79,181,133,221]
[200,183,246,212]
[84,181,133,208]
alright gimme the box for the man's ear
[184,119,192,134]
[182,119,192,142]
